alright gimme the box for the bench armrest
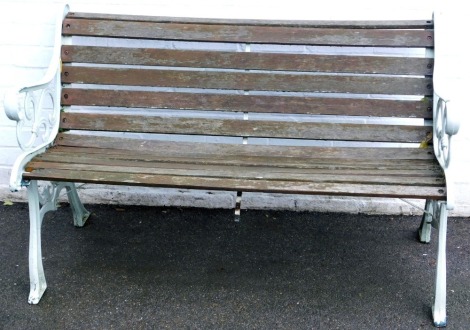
[3,4,69,191]
[432,10,461,170]
[431,10,463,210]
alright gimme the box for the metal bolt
[427,35,433,40]
[427,84,432,89]
[64,72,69,76]
[62,118,67,123]
[438,189,444,194]
[64,94,69,99]
[64,50,69,55]
[427,106,432,111]
[66,24,71,28]
[427,63,433,69]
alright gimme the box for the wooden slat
[36,149,442,172]
[67,13,433,29]
[59,113,430,143]
[61,89,433,119]
[28,159,443,180]
[45,146,440,167]
[23,168,446,199]
[55,134,437,160]
[32,151,443,177]
[62,18,434,47]
[62,66,433,96]
[25,160,444,186]
[61,46,434,76]
[31,157,442,180]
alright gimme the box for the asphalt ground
[1,202,469,329]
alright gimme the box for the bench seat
[24,133,446,200]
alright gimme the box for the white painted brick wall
[1,0,469,216]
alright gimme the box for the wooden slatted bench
[4,5,461,327]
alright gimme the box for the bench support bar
[419,199,434,243]
[66,184,91,227]
[27,180,90,304]
[433,202,447,327]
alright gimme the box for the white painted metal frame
[4,4,68,191]
[3,4,91,304]
[27,180,90,303]
[416,10,461,328]
[431,10,461,212]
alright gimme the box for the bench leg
[27,180,47,304]
[419,199,435,243]
[64,183,90,227]
[432,202,448,327]
[26,181,90,303]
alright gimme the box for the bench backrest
[59,13,434,146]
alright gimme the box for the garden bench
[4,5,460,327]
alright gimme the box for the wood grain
[61,46,434,76]
[62,18,434,47]
[61,89,433,119]
[66,13,433,29]
[59,113,431,143]
[61,66,433,96]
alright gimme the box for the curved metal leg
[65,183,90,227]
[27,180,47,304]
[433,202,448,327]
[26,180,90,303]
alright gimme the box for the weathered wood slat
[62,66,433,96]
[30,152,443,177]
[23,168,446,199]
[36,149,442,172]
[45,146,440,167]
[25,160,444,186]
[55,134,437,160]
[61,46,433,76]
[61,89,433,119]
[66,13,433,29]
[59,113,430,143]
[62,18,434,47]
[30,158,442,179]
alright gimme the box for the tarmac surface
[0,202,469,329]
